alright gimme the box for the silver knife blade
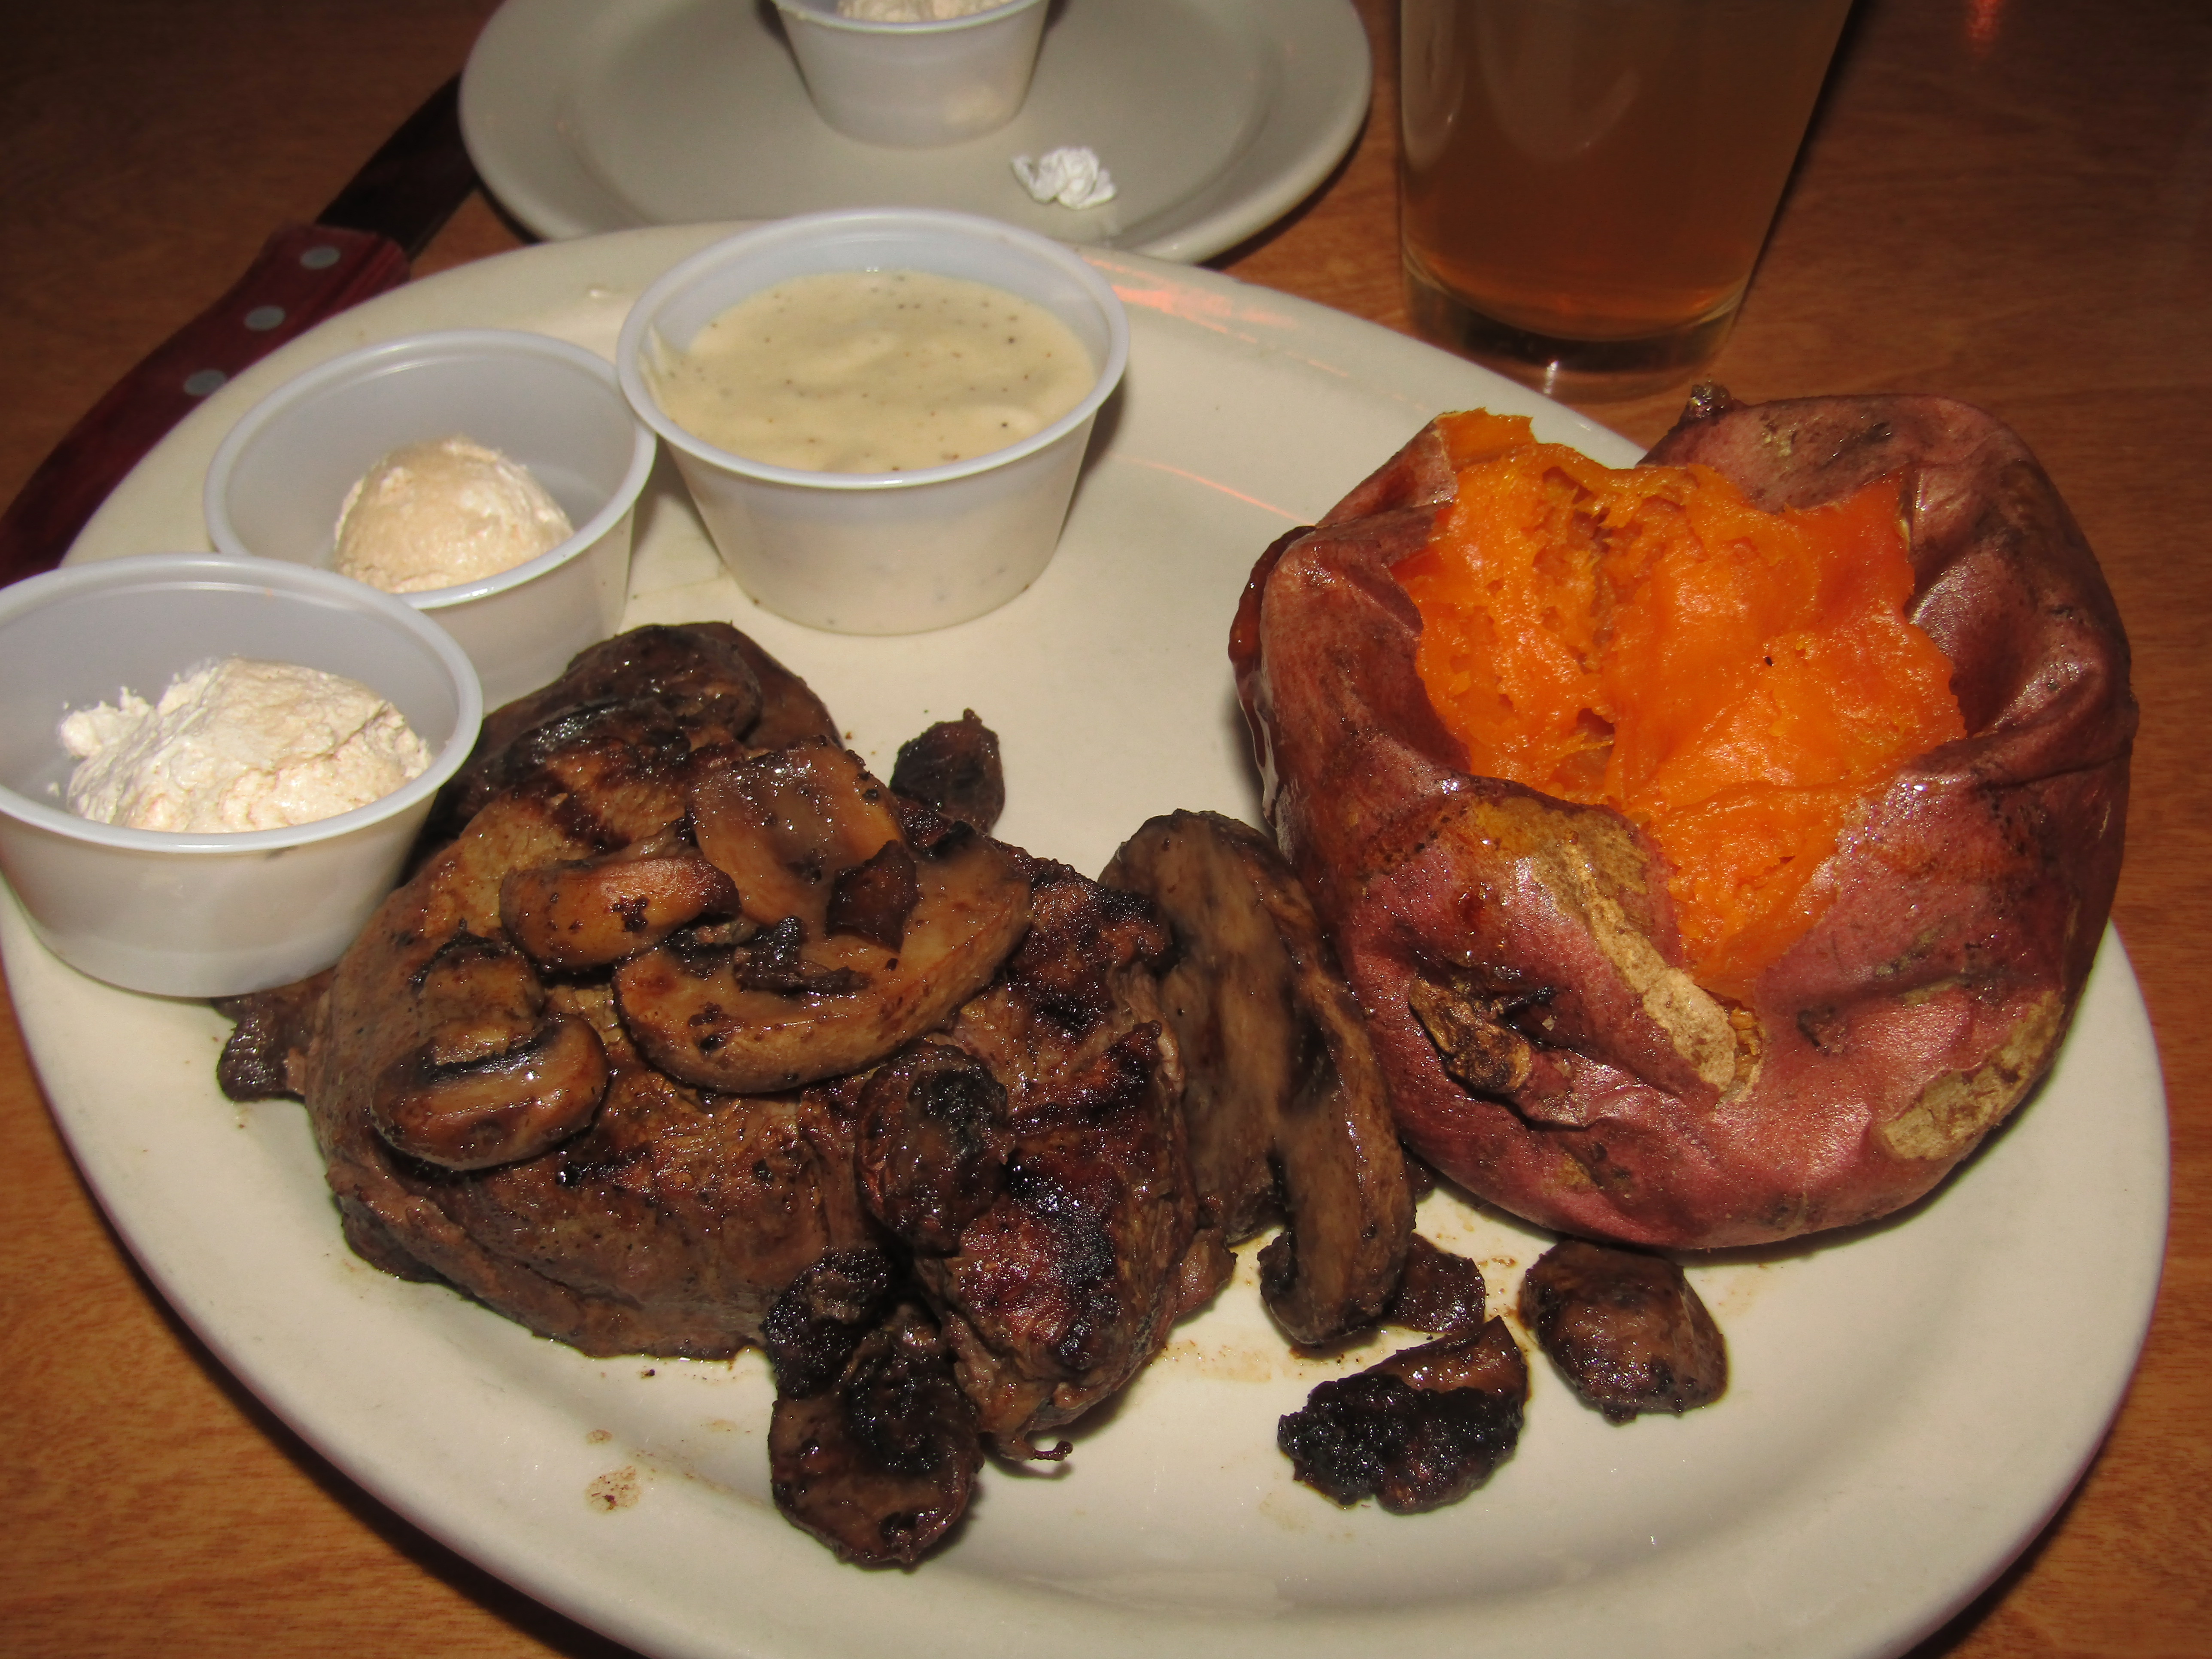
[0,74,480,588]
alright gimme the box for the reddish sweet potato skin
[1231,391,2134,1249]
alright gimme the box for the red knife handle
[0,223,413,589]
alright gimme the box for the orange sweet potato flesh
[1393,413,1965,1003]
[1230,390,2134,1249]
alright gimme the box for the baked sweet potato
[1230,389,2134,1249]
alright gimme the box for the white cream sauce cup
[617,208,1130,636]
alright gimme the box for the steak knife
[0,74,480,589]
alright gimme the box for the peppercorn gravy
[645,269,1096,474]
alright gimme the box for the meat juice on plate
[1399,0,1853,342]
[645,270,1096,473]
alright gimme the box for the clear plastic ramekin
[204,328,656,708]
[772,0,1049,147]
[616,208,1128,635]
[0,555,482,997]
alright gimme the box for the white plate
[459,0,1373,262]
[11,226,2168,1659]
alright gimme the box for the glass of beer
[1400,0,1854,400]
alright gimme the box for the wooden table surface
[2,0,2204,1653]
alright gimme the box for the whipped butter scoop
[332,435,573,594]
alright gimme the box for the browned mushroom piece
[374,1015,611,1171]
[1277,1316,1528,1513]
[1517,1238,1728,1422]
[366,931,611,1170]
[1100,809,1413,1346]
[498,823,742,972]
[1385,1233,1489,1337]
[691,740,905,934]
[890,710,1006,834]
[768,1297,983,1568]
[614,812,1033,1095]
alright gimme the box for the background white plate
[7,225,2169,1659]
[459,0,1373,262]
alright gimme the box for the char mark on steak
[863,858,1220,1458]
[857,1039,1013,1255]
[419,623,839,854]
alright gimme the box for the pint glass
[1400,0,1853,398]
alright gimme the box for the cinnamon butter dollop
[61,658,431,833]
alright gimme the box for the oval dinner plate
[7,224,2169,1659]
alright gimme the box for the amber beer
[1400,0,1853,395]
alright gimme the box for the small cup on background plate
[204,328,656,708]
[0,555,482,999]
[772,0,1049,147]
[616,207,1129,635]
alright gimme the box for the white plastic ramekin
[772,0,1049,148]
[204,329,656,708]
[616,208,1129,635]
[0,555,482,998]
